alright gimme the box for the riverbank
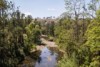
[18,35,65,67]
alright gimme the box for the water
[35,47,57,67]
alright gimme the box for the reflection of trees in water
[38,57,42,63]
[35,47,57,67]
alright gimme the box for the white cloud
[47,8,56,11]
[24,12,32,16]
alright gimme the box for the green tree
[84,10,100,67]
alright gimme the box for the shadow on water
[35,47,57,67]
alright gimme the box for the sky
[9,0,66,18]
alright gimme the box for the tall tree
[65,0,84,42]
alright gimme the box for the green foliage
[55,9,100,67]
[0,0,41,66]
[58,54,78,67]
[55,17,80,66]
[0,0,100,67]
[84,10,100,67]
[55,18,73,50]
[25,22,41,45]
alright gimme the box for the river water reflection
[35,47,57,67]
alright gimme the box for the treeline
[0,0,41,66]
[54,0,100,67]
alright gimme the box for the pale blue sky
[9,0,66,18]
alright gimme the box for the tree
[0,0,36,66]
[85,10,100,67]
[65,0,85,42]
[88,0,100,18]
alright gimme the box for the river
[35,47,57,67]
[19,37,60,67]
